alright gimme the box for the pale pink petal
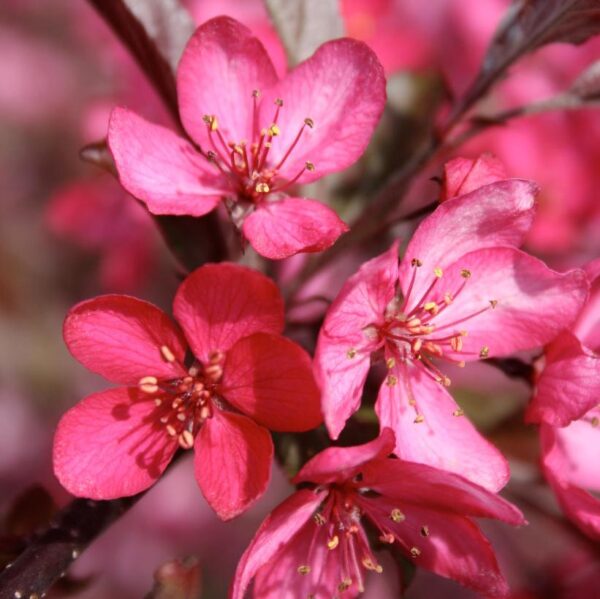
[231,489,326,599]
[361,498,510,597]
[441,154,508,201]
[259,38,386,184]
[242,197,348,260]
[64,295,187,385]
[398,180,537,303]
[428,248,589,361]
[173,263,284,363]
[53,387,177,499]
[527,332,600,426]
[221,333,322,432]
[315,242,399,438]
[293,428,395,485]
[108,107,225,216]
[177,16,278,149]
[375,363,509,491]
[360,459,524,525]
[195,410,273,520]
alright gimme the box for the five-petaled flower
[53,263,322,520]
[315,172,589,491]
[108,16,386,259]
[231,429,525,598]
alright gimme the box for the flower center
[202,90,315,203]
[137,348,225,450]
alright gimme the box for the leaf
[146,556,202,599]
[264,0,343,66]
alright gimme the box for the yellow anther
[305,161,315,171]
[386,357,396,369]
[203,114,218,131]
[338,579,352,592]
[414,414,425,423]
[450,336,463,352]
[347,348,357,359]
[424,342,443,356]
[406,317,422,329]
[412,338,423,353]
[411,258,423,267]
[422,325,435,334]
[453,408,465,417]
[160,345,176,363]
[139,376,159,394]
[166,425,177,437]
[178,430,194,449]
[461,268,472,278]
[274,97,283,106]
[297,565,311,575]
[255,182,270,193]
[390,508,405,522]
[327,535,339,550]
[420,526,430,537]
[304,117,314,128]
[433,267,443,278]
[489,299,498,309]
[268,123,280,136]
[386,375,398,387]
[479,346,490,358]
[362,558,383,573]
[423,301,438,313]
[410,547,421,558]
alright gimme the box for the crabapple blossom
[108,16,386,259]
[232,429,525,598]
[53,263,322,520]
[315,173,588,490]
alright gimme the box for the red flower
[53,264,322,520]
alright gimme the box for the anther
[386,357,396,369]
[362,558,383,573]
[252,89,261,98]
[304,117,314,128]
[479,346,490,358]
[386,375,398,386]
[305,161,315,171]
[255,182,270,193]
[489,299,498,309]
[411,258,423,267]
[139,376,159,394]
[414,414,425,423]
[178,430,194,449]
[176,413,186,422]
[591,417,599,427]
[433,267,443,278]
[338,579,352,592]
[189,365,199,377]
[274,97,283,106]
[423,301,439,315]
[203,114,218,131]
[453,408,465,417]
[166,425,177,437]
[410,547,421,558]
[379,532,395,544]
[154,398,162,407]
[390,508,405,523]
[327,535,339,550]
[297,565,311,575]
[347,348,357,359]
[314,513,326,526]
[268,124,280,136]
[461,269,472,278]
[450,336,463,351]
[420,526,430,537]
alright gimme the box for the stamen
[479,346,490,358]
[410,547,421,558]
[347,348,357,359]
[139,376,158,394]
[420,526,430,537]
[160,345,176,363]
[273,118,314,171]
[390,508,405,523]
[453,408,465,417]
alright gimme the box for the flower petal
[260,38,386,184]
[108,107,225,216]
[527,332,600,426]
[315,242,399,439]
[231,489,325,599]
[177,16,278,149]
[242,197,348,260]
[429,248,589,360]
[293,428,396,485]
[53,387,177,499]
[398,179,537,302]
[173,263,284,363]
[375,363,510,491]
[64,295,187,385]
[195,411,273,520]
[440,154,508,201]
[222,333,322,432]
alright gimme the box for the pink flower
[231,429,525,598]
[315,177,588,490]
[53,263,322,520]
[108,17,386,259]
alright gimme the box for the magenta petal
[398,179,537,301]
[231,489,325,599]
[430,248,589,360]
[195,411,273,521]
[53,387,177,499]
[259,38,386,184]
[242,197,348,259]
[441,154,508,201]
[173,263,284,362]
[222,333,322,432]
[64,295,187,385]
[108,107,225,216]
[315,242,399,438]
[375,364,509,491]
[527,332,600,426]
[177,16,278,149]
[293,428,396,485]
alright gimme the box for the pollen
[202,114,218,131]
[489,299,498,309]
[479,346,490,358]
[362,558,383,573]
[255,182,270,193]
[386,374,398,386]
[305,161,315,171]
[160,345,176,363]
[461,268,472,278]
[414,414,425,423]
[139,376,158,394]
[327,535,340,550]
[433,267,443,278]
[304,117,314,128]
[178,430,194,449]
[347,348,357,359]
[268,123,280,136]
[386,357,396,369]
[390,508,405,523]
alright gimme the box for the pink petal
[108,107,225,216]
[526,332,600,426]
[293,428,395,485]
[398,179,537,303]
[259,38,386,185]
[64,295,187,386]
[195,410,273,520]
[375,363,509,491]
[231,489,325,599]
[361,498,510,597]
[221,333,322,432]
[429,248,589,361]
[177,16,278,150]
[53,387,177,499]
[360,459,524,525]
[441,154,508,201]
[573,260,600,350]
[242,197,348,260]
[315,242,399,438]
[173,263,284,363]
